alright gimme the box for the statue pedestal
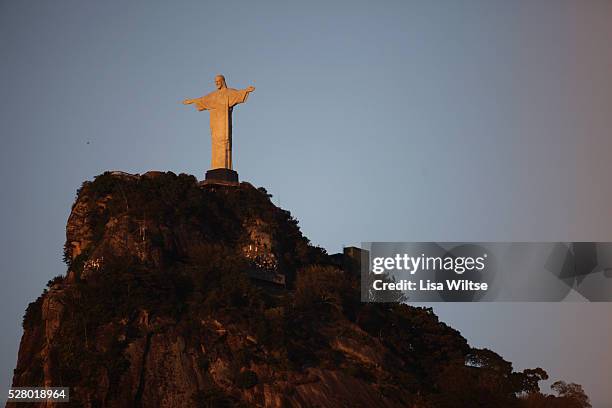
[203,168,239,185]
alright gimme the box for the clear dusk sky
[1,0,611,405]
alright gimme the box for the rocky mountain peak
[10,171,587,407]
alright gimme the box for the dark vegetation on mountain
[11,172,590,407]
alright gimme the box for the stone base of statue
[202,168,239,185]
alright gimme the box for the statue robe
[193,87,250,170]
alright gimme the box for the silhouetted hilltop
[10,172,590,407]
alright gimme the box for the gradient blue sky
[1,0,611,405]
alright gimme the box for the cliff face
[10,172,562,408]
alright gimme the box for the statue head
[215,75,227,90]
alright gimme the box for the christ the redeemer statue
[183,74,255,183]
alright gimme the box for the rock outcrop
[9,171,580,408]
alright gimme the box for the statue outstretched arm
[182,97,208,111]
[225,87,255,107]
